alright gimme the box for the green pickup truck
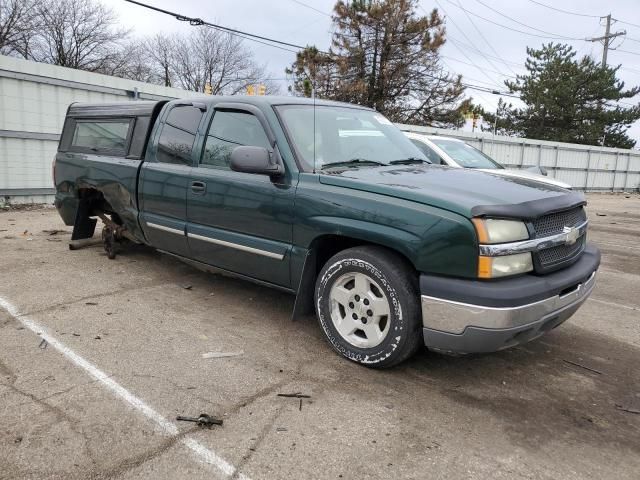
[54,96,600,367]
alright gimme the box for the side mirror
[230,146,284,176]
[539,166,548,176]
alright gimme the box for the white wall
[0,55,206,204]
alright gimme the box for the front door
[139,104,205,257]
[186,106,294,288]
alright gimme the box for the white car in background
[405,132,572,189]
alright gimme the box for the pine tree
[286,0,467,127]
[485,43,640,148]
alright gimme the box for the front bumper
[420,244,600,354]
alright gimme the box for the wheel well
[309,234,417,282]
[77,188,122,224]
[291,234,418,320]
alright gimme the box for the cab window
[156,105,204,165]
[200,110,270,169]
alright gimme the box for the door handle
[191,181,206,194]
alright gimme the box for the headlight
[472,218,529,244]
[473,218,532,278]
[478,253,533,278]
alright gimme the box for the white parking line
[589,297,639,311]
[0,296,250,480]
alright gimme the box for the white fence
[397,124,640,192]
[0,55,205,204]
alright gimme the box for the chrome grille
[533,206,587,272]
[538,236,586,267]
[533,206,586,237]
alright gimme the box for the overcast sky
[111,0,640,144]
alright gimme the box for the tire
[314,246,423,368]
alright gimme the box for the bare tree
[0,0,38,56]
[170,27,277,95]
[25,0,129,72]
[104,40,158,83]
[3,0,281,95]
[143,34,176,87]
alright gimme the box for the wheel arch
[292,233,418,320]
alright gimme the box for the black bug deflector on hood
[471,190,586,220]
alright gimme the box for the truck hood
[318,165,585,219]
[478,168,572,189]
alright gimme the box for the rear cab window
[70,120,131,155]
[59,116,152,159]
[58,101,166,160]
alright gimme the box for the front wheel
[314,246,423,368]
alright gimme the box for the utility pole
[587,14,626,67]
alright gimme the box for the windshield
[275,105,427,171]
[430,138,504,169]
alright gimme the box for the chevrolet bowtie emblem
[563,226,579,245]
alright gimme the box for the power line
[440,0,588,41]
[447,37,523,67]
[449,37,638,78]
[288,0,331,18]
[124,0,320,54]
[455,0,520,77]
[616,49,640,57]
[442,55,517,79]
[617,20,640,29]
[432,1,505,89]
[526,0,600,18]
[440,60,495,106]
[473,0,587,41]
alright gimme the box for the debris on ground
[563,359,602,375]
[276,427,288,432]
[94,335,101,340]
[42,229,69,235]
[38,339,47,349]
[201,351,244,359]
[595,213,607,216]
[72,333,80,337]
[176,413,223,427]
[615,404,640,415]
[277,392,311,399]
[85,302,98,306]
[181,284,193,290]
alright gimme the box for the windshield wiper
[389,157,432,165]
[320,158,386,170]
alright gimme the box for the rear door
[139,103,205,257]
[186,104,294,288]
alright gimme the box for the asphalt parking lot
[1,193,639,480]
